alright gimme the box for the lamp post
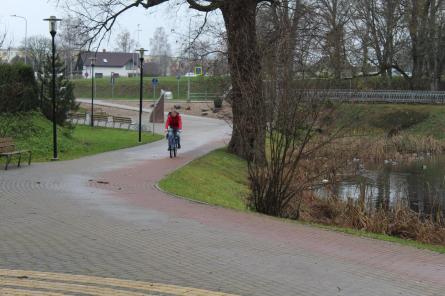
[188,18,192,102]
[186,16,200,102]
[137,48,147,143]
[89,56,97,127]
[11,15,27,65]
[44,16,62,161]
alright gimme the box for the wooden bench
[68,112,87,125]
[112,116,134,129]
[0,138,32,170]
[92,112,110,127]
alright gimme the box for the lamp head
[43,16,62,35]
[137,48,146,57]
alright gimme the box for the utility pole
[11,15,27,65]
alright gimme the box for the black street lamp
[89,56,97,127]
[137,48,147,143]
[44,16,62,161]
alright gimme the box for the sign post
[151,77,159,135]
[176,75,180,100]
[110,72,115,99]
[152,77,158,101]
[194,66,203,76]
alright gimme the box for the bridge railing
[292,89,445,104]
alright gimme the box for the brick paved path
[0,114,444,296]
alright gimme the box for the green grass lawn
[159,147,445,254]
[159,149,249,210]
[73,76,229,100]
[338,103,445,138]
[1,112,162,162]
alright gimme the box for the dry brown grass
[297,195,445,246]
[342,133,445,164]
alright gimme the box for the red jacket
[165,113,182,130]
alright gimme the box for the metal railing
[299,89,445,104]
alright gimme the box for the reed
[298,195,445,246]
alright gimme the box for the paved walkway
[0,112,444,295]
[77,98,154,113]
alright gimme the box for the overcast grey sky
[0,0,217,54]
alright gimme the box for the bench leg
[28,151,32,166]
[5,155,11,170]
[17,153,22,167]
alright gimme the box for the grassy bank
[73,76,228,100]
[338,103,445,138]
[0,112,162,162]
[159,149,249,210]
[159,148,445,254]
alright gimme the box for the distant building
[76,51,139,78]
[0,48,26,63]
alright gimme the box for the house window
[125,62,133,70]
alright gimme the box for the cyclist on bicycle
[165,109,182,149]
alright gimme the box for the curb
[153,183,213,207]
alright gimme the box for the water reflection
[316,156,445,216]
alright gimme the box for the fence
[300,89,445,104]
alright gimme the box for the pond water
[316,156,445,216]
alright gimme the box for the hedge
[0,63,39,113]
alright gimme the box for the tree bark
[221,1,266,162]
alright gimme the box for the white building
[76,51,139,78]
[0,48,25,63]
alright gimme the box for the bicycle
[167,128,180,158]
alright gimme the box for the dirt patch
[101,100,233,120]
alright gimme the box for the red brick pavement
[91,142,445,290]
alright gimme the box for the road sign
[152,78,159,87]
[194,66,203,76]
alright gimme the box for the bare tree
[58,15,90,77]
[257,1,321,79]
[0,28,7,49]
[115,29,136,52]
[61,0,276,162]
[24,35,51,72]
[149,27,172,76]
[316,0,352,79]
[352,0,406,78]
[399,0,445,89]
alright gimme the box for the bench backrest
[68,113,87,119]
[112,116,132,124]
[0,138,15,153]
[93,114,109,121]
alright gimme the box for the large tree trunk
[221,1,266,162]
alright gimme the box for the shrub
[0,63,39,113]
